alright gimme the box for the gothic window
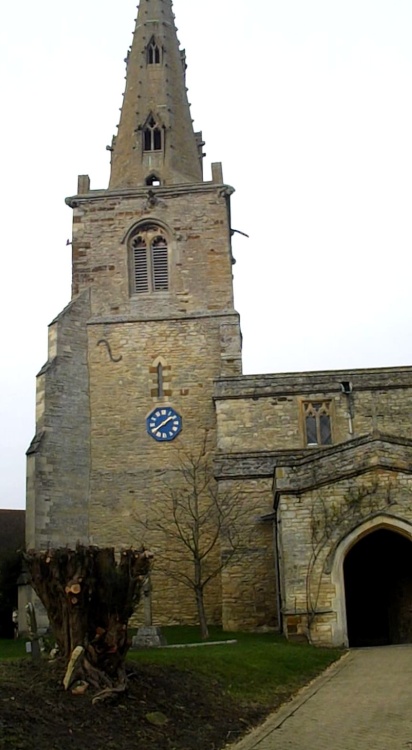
[130,225,169,294]
[303,401,332,446]
[144,117,163,152]
[149,356,172,399]
[147,37,162,65]
[156,363,164,398]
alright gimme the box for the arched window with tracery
[149,356,172,399]
[147,37,162,65]
[303,401,332,446]
[143,117,163,152]
[130,225,169,294]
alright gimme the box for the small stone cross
[143,575,153,627]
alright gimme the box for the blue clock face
[146,406,182,442]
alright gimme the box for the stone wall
[86,314,236,624]
[215,367,412,453]
[219,478,278,631]
[68,183,237,323]
[26,290,91,549]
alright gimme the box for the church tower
[26,0,242,624]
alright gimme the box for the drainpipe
[273,490,284,635]
[340,381,354,437]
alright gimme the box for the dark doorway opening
[344,529,412,647]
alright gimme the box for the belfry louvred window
[143,117,163,152]
[132,236,149,293]
[130,226,169,294]
[152,236,168,290]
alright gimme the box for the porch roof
[275,432,412,495]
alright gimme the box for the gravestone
[25,602,42,658]
[132,576,167,649]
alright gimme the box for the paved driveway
[231,646,412,750]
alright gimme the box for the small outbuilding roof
[0,510,25,552]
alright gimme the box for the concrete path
[231,646,412,750]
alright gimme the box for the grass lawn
[0,638,26,660]
[0,627,343,706]
[129,626,343,705]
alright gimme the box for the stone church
[26,0,412,648]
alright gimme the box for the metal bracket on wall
[97,339,123,363]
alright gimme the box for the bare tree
[139,438,251,640]
[25,545,152,701]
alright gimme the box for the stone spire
[109,0,204,189]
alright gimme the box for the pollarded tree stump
[25,545,153,701]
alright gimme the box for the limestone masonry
[26,0,412,647]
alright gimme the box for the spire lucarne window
[130,225,169,294]
[147,37,162,65]
[144,117,163,152]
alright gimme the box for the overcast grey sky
[1,0,412,509]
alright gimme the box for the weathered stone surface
[276,433,412,493]
[215,367,412,454]
[26,290,91,550]
[132,626,167,649]
[109,0,201,189]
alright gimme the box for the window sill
[306,443,333,448]
[130,291,171,298]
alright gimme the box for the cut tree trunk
[25,545,152,700]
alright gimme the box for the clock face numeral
[146,406,182,442]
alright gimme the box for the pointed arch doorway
[344,528,412,647]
